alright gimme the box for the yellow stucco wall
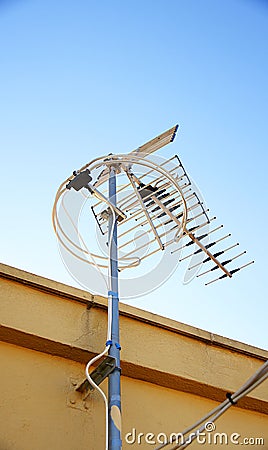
[0,263,267,449]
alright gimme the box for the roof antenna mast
[52,125,253,450]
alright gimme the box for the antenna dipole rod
[187,231,232,278]
[108,167,122,450]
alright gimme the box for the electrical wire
[154,360,268,450]
[53,182,140,270]
[61,191,109,289]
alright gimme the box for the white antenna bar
[130,124,179,157]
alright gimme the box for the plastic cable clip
[108,290,118,297]
[106,340,113,346]
[226,392,237,405]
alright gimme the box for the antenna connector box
[66,169,92,191]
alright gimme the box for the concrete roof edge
[1,262,267,360]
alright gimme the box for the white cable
[53,187,141,271]
[61,190,109,290]
[154,360,268,450]
[172,370,268,450]
[85,348,110,450]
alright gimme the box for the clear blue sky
[1,0,267,349]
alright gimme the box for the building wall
[0,263,267,449]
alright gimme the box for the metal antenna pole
[108,166,122,450]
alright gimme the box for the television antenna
[52,125,253,450]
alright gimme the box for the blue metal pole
[108,167,122,450]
